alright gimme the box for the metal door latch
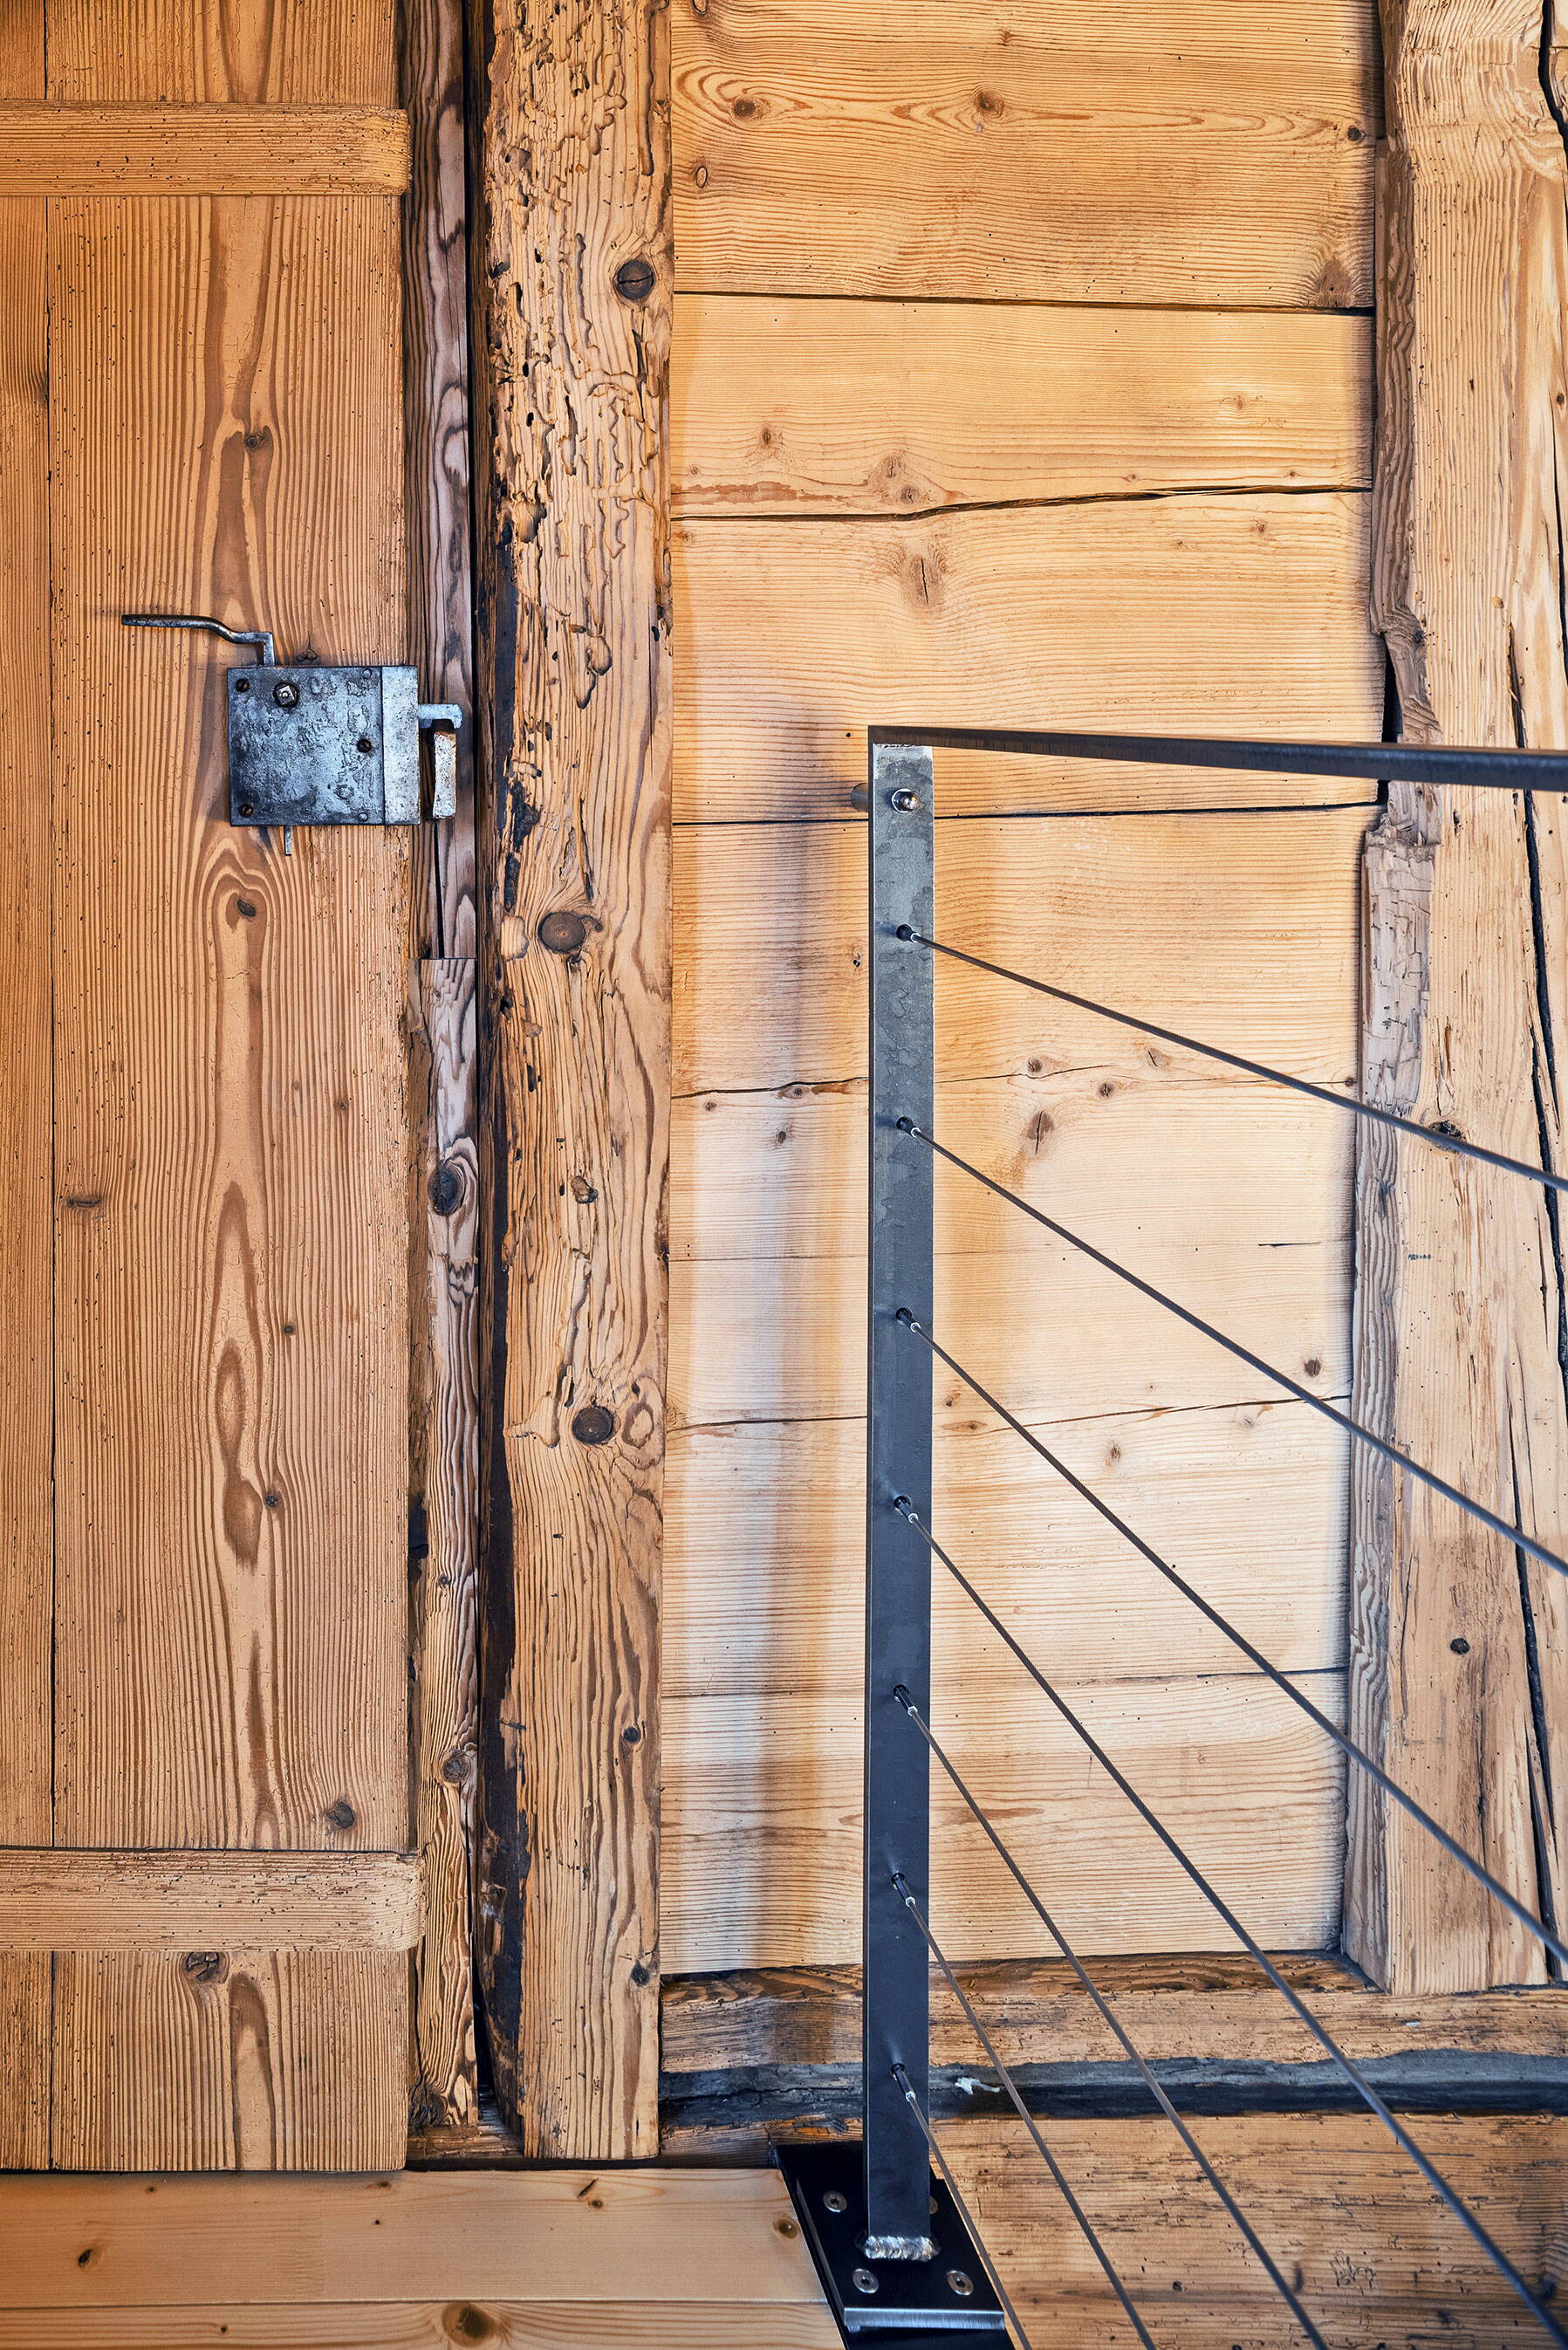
[122,613,462,852]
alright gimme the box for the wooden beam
[0,2310,839,2348]
[0,105,411,193]
[403,0,481,2152]
[661,1957,1568,2073]
[468,0,672,2156]
[1349,0,1568,1990]
[0,1851,420,1951]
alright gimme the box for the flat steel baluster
[864,740,936,2258]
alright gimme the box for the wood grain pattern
[44,188,414,2163]
[52,195,410,1853]
[0,2311,839,2348]
[0,2168,822,2305]
[1348,0,1568,1993]
[675,496,1382,821]
[469,0,670,2158]
[663,1954,1568,2072]
[0,106,411,194]
[0,1851,420,1951]
[0,179,54,2170]
[402,0,476,960]
[673,0,1377,306]
[51,1953,409,2172]
[665,1671,1345,1970]
[0,11,53,2178]
[668,1401,1349,1699]
[674,809,1366,1095]
[44,2,396,101]
[939,2112,1567,2346]
[673,299,1372,517]
[409,961,480,2134]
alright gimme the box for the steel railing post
[864,738,936,2258]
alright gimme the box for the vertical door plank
[1350,0,1568,1990]
[44,3,395,103]
[47,190,411,2163]
[0,5,51,2178]
[469,0,671,2157]
[53,1951,407,2171]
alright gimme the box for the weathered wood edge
[0,1851,421,1951]
[468,0,671,2158]
[408,961,482,2134]
[1349,0,1568,1990]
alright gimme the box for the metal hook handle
[121,613,277,665]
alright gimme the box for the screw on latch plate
[121,613,462,849]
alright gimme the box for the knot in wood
[538,909,588,956]
[613,254,656,304]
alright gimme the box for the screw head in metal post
[890,787,920,811]
[947,2270,975,2298]
[851,2269,880,2297]
[272,680,299,709]
[823,2190,848,2214]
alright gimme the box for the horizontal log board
[674,497,1381,821]
[662,1954,1568,2071]
[667,1401,1348,1695]
[672,299,1372,516]
[663,1670,1345,1970]
[672,1,1376,305]
[0,1851,420,1950]
[0,106,412,192]
[674,810,1366,1094]
[0,2169,824,2307]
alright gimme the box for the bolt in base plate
[777,2141,1007,2343]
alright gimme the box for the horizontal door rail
[907,928,1568,1197]
[868,724,1568,792]
[900,1122,1568,1588]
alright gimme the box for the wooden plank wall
[665,1,1384,1971]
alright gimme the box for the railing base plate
[777,2141,1008,2341]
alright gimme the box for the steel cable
[890,1338,1568,1974]
[893,1682,1568,2347]
[903,928,1568,1199]
[897,1121,1568,1589]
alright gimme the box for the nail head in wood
[571,1405,616,1446]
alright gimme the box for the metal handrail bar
[907,928,1568,1197]
[866,725,1568,791]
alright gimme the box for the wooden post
[467,0,670,2155]
[1350,0,1568,1991]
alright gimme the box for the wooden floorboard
[0,2170,826,2312]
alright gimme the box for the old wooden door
[0,8,419,2168]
